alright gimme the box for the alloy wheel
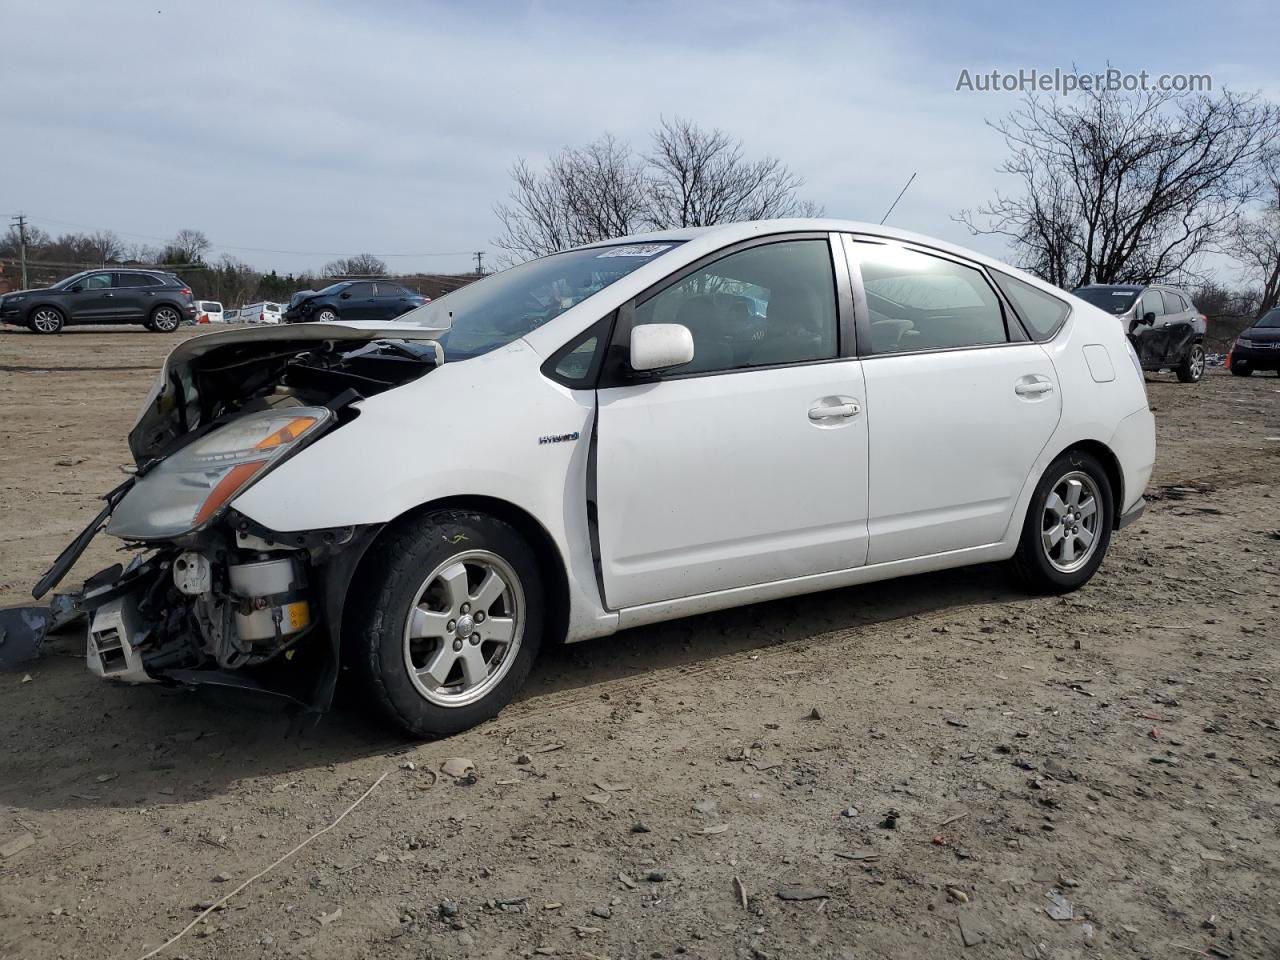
[31,308,62,333]
[402,550,525,707]
[153,307,180,332]
[1041,471,1103,574]
[1188,345,1205,380]
[317,309,337,323]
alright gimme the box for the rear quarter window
[990,272,1071,341]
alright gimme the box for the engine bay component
[88,594,154,683]
[228,555,310,643]
[173,551,213,595]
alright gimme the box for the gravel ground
[1,324,1277,960]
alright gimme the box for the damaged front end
[35,322,445,710]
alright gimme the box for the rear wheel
[1176,343,1205,382]
[1012,450,1114,593]
[345,509,544,738]
[28,307,64,334]
[149,305,182,333]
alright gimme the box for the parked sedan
[37,220,1154,738]
[284,280,427,323]
[1227,307,1280,375]
[0,269,196,333]
[1071,283,1207,382]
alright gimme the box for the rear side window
[991,272,1070,341]
[850,242,1007,354]
[1161,291,1186,313]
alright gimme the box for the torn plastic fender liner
[32,477,136,600]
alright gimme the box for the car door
[594,235,869,610]
[372,283,413,320]
[64,271,116,321]
[1130,288,1168,366]
[1160,290,1194,362]
[111,272,158,320]
[842,235,1062,565]
[337,282,376,321]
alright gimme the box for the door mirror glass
[630,323,695,372]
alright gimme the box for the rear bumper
[1117,496,1146,529]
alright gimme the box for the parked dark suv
[0,269,196,334]
[1228,307,1280,376]
[284,280,427,324]
[1071,283,1207,382]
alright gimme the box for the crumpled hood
[129,320,448,464]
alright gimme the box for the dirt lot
[1,325,1277,960]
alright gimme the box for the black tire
[27,306,64,334]
[315,308,338,323]
[149,305,182,333]
[1176,343,1205,383]
[1012,450,1115,594]
[1230,361,1252,377]
[344,509,544,738]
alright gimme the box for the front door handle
[808,402,860,421]
[1014,377,1054,397]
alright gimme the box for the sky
[2,0,1277,277]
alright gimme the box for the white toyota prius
[36,220,1155,737]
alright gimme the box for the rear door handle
[808,402,860,420]
[1014,377,1054,397]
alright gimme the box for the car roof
[1074,283,1144,292]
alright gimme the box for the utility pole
[10,213,29,289]
[473,251,485,276]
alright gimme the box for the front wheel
[1176,343,1205,383]
[345,510,544,738]
[1230,361,1253,377]
[315,308,338,323]
[149,305,182,333]
[28,307,64,334]
[1012,450,1114,593]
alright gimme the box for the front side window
[851,242,1006,353]
[399,242,683,361]
[83,272,112,290]
[1140,289,1164,318]
[344,282,375,298]
[632,239,837,375]
[991,271,1070,340]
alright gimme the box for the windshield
[317,282,350,295]
[1256,309,1280,328]
[1072,286,1139,315]
[398,242,683,360]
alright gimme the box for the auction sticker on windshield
[596,244,673,258]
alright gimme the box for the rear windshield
[1072,287,1138,315]
[202,302,222,311]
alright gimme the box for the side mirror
[1141,311,1156,326]
[630,323,695,372]
[69,284,83,293]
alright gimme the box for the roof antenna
[879,172,917,225]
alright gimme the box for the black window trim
[595,231,854,389]
[841,233,1041,359]
[541,312,618,388]
[113,271,166,289]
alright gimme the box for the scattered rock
[317,908,342,926]
[439,899,459,918]
[841,805,859,818]
[590,905,612,919]
[957,913,986,947]
[440,758,476,780]
[630,821,652,833]
[212,872,233,883]
[646,870,667,882]
[776,884,828,901]
[806,707,824,721]
[1044,889,1074,921]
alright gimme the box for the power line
[879,171,918,225]
[20,213,476,259]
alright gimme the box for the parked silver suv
[1071,284,1207,383]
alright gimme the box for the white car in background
[241,301,283,324]
[38,219,1154,738]
[194,301,224,324]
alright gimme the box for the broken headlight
[108,407,332,540]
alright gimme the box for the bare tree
[86,229,126,264]
[1228,178,1280,318]
[494,120,820,262]
[322,253,388,277]
[645,117,821,228]
[957,86,1279,288]
[162,228,212,264]
[494,134,650,261]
